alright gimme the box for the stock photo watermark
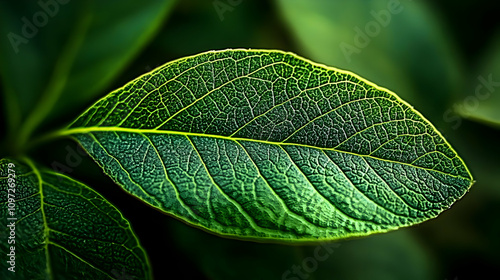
[282,242,341,280]
[7,0,70,54]
[5,162,17,273]
[212,0,243,21]
[443,73,500,129]
[340,0,410,63]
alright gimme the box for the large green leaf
[63,49,473,242]
[0,158,150,279]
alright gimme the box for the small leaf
[65,49,473,242]
[0,158,151,279]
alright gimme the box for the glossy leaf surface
[65,49,473,241]
[0,158,150,279]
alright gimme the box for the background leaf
[65,49,472,242]
[275,0,464,124]
[456,32,500,127]
[0,158,151,279]
[0,0,176,149]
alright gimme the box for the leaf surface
[0,158,150,279]
[65,49,473,241]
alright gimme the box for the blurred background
[1,0,499,279]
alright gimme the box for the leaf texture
[65,49,473,241]
[0,158,151,279]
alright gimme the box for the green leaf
[0,0,176,148]
[168,217,436,280]
[0,158,151,279]
[275,0,463,124]
[64,49,473,242]
[55,0,177,120]
[457,33,500,127]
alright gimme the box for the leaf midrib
[60,127,470,181]
[23,157,53,279]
